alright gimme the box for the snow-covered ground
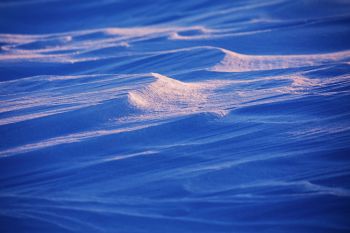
[1,1,350,232]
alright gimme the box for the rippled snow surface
[1,1,350,232]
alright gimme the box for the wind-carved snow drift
[127,73,211,119]
[211,48,350,72]
[125,72,266,122]
[124,71,339,122]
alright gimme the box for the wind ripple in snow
[1,1,350,233]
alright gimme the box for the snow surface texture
[1,0,350,232]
